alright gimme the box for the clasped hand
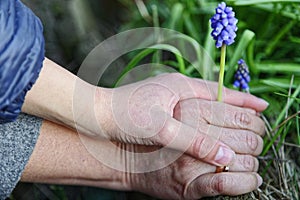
[93,73,267,166]
[72,73,267,199]
[24,64,268,199]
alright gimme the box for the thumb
[156,117,235,166]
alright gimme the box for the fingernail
[259,98,269,108]
[256,174,263,187]
[214,146,235,165]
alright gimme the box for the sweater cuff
[0,0,45,123]
[0,113,42,200]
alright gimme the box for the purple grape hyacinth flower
[210,2,238,48]
[233,59,251,91]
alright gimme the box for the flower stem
[217,44,226,102]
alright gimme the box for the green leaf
[254,4,300,21]
[265,20,297,56]
[114,44,186,87]
[183,12,200,41]
[274,92,300,101]
[168,34,212,78]
[260,78,300,89]
[167,3,184,30]
[224,29,255,85]
[256,63,300,74]
[246,39,258,75]
[203,22,216,81]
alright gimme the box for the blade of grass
[134,0,152,23]
[151,5,161,64]
[246,38,259,75]
[122,48,155,74]
[262,124,286,156]
[280,76,294,172]
[183,12,200,41]
[265,20,297,56]
[274,92,300,102]
[256,63,300,74]
[249,84,285,93]
[274,84,300,128]
[289,36,300,44]
[261,121,291,180]
[297,103,300,145]
[114,44,186,86]
[255,4,300,21]
[168,34,211,78]
[154,44,186,74]
[260,78,300,89]
[203,22,216,81]
[167,3,184,30]
[277,120,292,192]
[152,4,159,27]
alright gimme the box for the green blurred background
[11,0,300,199]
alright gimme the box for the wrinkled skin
[22,60,268,199]
[95,73,267,167]
[121,95,264,199]
[128,147,262,200]
[22,118,262,200]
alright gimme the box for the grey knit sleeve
[0,113,42,200]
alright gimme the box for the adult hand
[93,73,267,166]
[22,119,262,200]
[127,144,262,199]
[23,60,267,166]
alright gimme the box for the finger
[156,117,236,166]
[174,101,264,155]
[195,125,264,156]
[222,87,269,112]
[218,128,264,155]
[192,125,264,156]
[209,102,265,135]
[175,99,265,135]
[175,154,258,176]
[185,172,262,199]
[228,155,259,172]
[153,73,269,112]
[189,77,269,112]
[182,154,259,174]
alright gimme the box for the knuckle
[241,155,257,171]
[234,111,251,128]
[156,118,177,145]
[245,133,259,152]
[192,134,216,160]
[192,136,206,158]
[211,174,232,194]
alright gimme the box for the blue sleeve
[0,0,45,123]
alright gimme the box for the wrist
[22,120,131,191]
[23,58,75,126]
[94,87,115,139]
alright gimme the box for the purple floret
[233,59,251,91]
[210,2,238,48]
